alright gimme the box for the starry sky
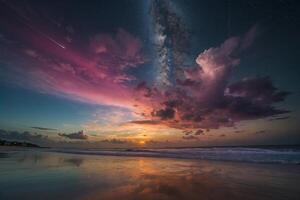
[0,0,299,148]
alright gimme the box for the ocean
[52,146,300,164]
[1,146,300,200]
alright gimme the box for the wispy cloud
[31,126,57,131]
[0,3,145,108]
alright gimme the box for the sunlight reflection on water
[0,150,300,200]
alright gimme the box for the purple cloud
[133,27,290,131]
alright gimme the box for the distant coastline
[0,139,41,148]
[158,144,300,150]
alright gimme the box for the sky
[0,0,299,148]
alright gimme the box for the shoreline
[2,146,300,165]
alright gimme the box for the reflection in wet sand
[64,157,84,167]
[0,150,299,200]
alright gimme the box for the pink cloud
[240,24,260,50]
[0,6,145,108]
[0,7,290,133]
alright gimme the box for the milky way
[0,0,291,136]
[150,0,189,88]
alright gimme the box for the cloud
[240,24,260,50]
[224,77,290,119]
[0,129,49,142]
[182,129,204,139]
[226,77,290,104]
[183,130,193,135]
[194,129,204,135]
[58,130,88,140]
[129,120,161,125]
[0,5,290,135]
[268,116,290,121]
[0,7,145,108]
[182,135,198,140]
[100,138,127,144]
[254,130,266,135]
[234,130,245,134]
[134,27,290,131]
[155,107,175,120]
[31,126,57,131]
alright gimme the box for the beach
[0,148,300,200]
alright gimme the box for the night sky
[0,0,299,148]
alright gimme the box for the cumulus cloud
[59,130,88,140]
[134,27,290,131]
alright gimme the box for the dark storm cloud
[31,126,57,131]
[59,130,88,140]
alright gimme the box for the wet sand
[0,149,299,200]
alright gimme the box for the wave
[51,147,300,164]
